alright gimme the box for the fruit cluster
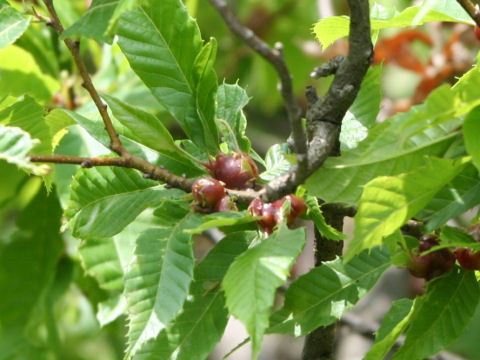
[407,234,455,281]
[455,223,480,271]
[192,151,258,212]
[248,195,305,235]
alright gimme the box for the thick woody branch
[29,154,194,192]
[206,0,308,178]
[264,0,373,201]
[43,0,124,155]
[456,0,480,27]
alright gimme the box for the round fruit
[214,195,237,213]
[456,247,480,271]
[476,26,480,41]
[205,152,258,189]
[192,178,225,208]
[407,234,455,280]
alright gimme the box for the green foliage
[2,1,480,359]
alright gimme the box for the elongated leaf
[306,85,462,204]
[314,4,471,49]
[305,196,346,240]
[185,211,259,234]
[101,93,197,167]
[276,246,390,336]
[116,0,219,154]
[422,164,480,232]
[133,231,255,360]
[66,166,184,238]
[364,298,414,360]
[340,65,382,150]
[0,45,59,102]
[0,5,30,49]
[125,204,201,356]
[222,225,306,359]
[61,0,117,43]
[0,125,49,175]
[346,157,467,261]
[106,0,146,35]
[0,188,62,328]
[216,82,251,153]
[392,269,480,359]
[463,105,480,172]
[260,143,291,181]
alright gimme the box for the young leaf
[392,269,480,359]
[0,5,30,50]
[305,196,346,241]
[364,298,414,360]
[278,246,390,336]
[185,211,259,235]
[222,225,306,359]
[463,105,480,172]
[306,85,463,204]
[0,125,49,175]
[65,166,185,238]
[216,82,251,153]
[125,205,201,357]
[260,143,291,181]
[133,231,255,360]
[61,0,118,43]
[346,157,467,261]
[0,187,63,328]
[101,93,199,167]
[116,0,219,154]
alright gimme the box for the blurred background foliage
[1,0,480,359]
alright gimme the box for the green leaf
[0,5,30,50]
[101,93,198,167]
[61,0,118,43]
[422,163,480,232]
[116,0,219,154]
[133,231,255,360]
[314,4,472,49]
[305,196,346,241]
[0,45,59,102]
[346,157,467,261]
[420,226,480,254]
[222,225,306,359]
[44,109,75,150]
[364,298,414,360]
[125,205,201,357]
[260,143,291,181]
[0,96,51,155]
[392,269,480,359]
[463,105,480,172]
[306,85,462,204]
[340,65,382,150]
[0,125,49,175]
[0,187,63,328]
[276,246,390,336]
[216,82,251,153]
[106,0,146,35]
[185,211,259,234]
[65,166,184,238]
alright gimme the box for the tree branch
[206,0,309,180]
[43,0,124,155]
[264,0,373,201]
[456,0,480,27]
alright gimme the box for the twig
[29,154,193,192]
[43,0,124,155]
[206,0,309,181]
[456,0,480,27]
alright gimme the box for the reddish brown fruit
[214,195,237,213]
[455,223,480,270]
[192,178,225,209]
[407,234,455,280]
[205,152,258,189]
[475,26,480,41]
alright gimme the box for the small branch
[456,0,480,27]
[29,154,194,192]
[310,56,345,79]
[206,0,308,179]
[42,0,124,155]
